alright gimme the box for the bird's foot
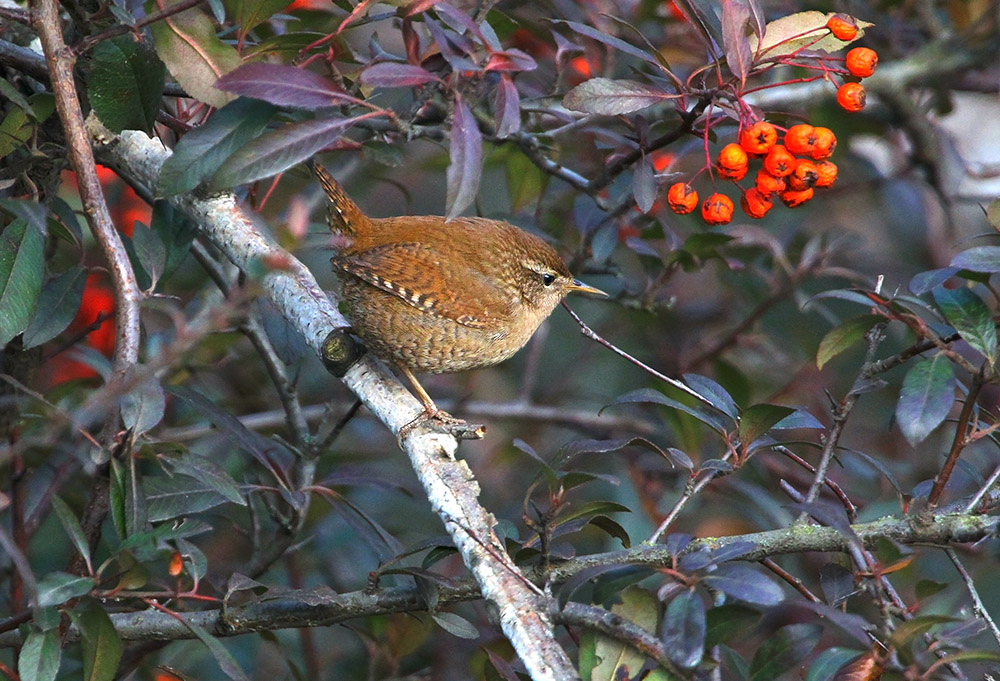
[397,408,486,447]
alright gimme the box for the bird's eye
[541,273,556,286]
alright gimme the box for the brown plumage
[316,164,605,420]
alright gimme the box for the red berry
[667,182,699,214]
[846,47,878,78]
[701,193,734,225]
[837,82,866,112]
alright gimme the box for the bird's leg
[395,364,486,443]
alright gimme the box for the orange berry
[740,121,777,155]
[168,551,183,577]
[787,159,818,191]
[784,124,817,156]
[718,165,748,181]
[846,47,878,78]
[815,160,838,188]
[740,188,773,219]
[763,144,796,177]
[810,127,837,160]
[717,143,749,178]
[779,187,814,208]
[755,168,786,197]
[837,82,866,112]
[667,182,699,214]
[701,193,734,225]
[826,15,858,41]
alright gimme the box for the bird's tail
[314,164,368,236]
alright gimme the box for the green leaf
[149,201,198,279]
[0,94,55,158]
[591,587,660,680]
[158,98,277,196]
[895,355,956,446]
[129,221,167,290]
[503,149,548,213]
[748,624,822,681]
[430,612,479,639]
[816,315,881,369]
[209,115,356,190]
[804,647,864,681]
[887,614,957,650]
[932,286,997,364]
[87,35,165,133]
[22,267,87,348]
[120,366,165,435]
[146,474,233,521]
[224,0,289,38]
[738,403,795,445]
[51,496,92,574]
[18,629,61,681]
[0,78,33,114]
[74,600,123,681]
[166,454,246,506]
[0,219,45,345]
[182,619,251,681]
[148,1,240,108]
[36,572,96,607]
[705,604,761,648]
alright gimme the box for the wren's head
[506,233,606,318]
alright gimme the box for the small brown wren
[315,165,605,424]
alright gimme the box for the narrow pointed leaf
[721,0,752,85]
[445,96,482,220]
[51,496,92,574]
[75,600,123,681]
[360,61,441,87]
[18,629,61,681]
[209,116,357,189]
[159,98,277,196]
[816,315,881,369]
[563,78,670,115]
[216,63,350,109]
[0,219,45,345]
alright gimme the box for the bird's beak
[567,279,608,297]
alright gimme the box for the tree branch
[1,508,993,647]
[92,127,579,681]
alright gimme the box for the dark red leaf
[215,63,350,110]
[445,95,482,219]
[209,115,359,190]
[494,74,520,138]
[360,61,442,87]
[485,48,537,72]
[721,0,752,86]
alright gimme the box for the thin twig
[945,547,1000,647]
[802,323,885,506]
[928,368,985,508]
[556,602,684,677]
[71,0,207,55]
[964,464,1000,514]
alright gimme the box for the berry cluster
[662,16,878,226]
[668,121,838,224]
[828,15,878,113]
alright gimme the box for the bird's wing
[331,242,513,329]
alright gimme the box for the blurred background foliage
[2,0,1000,679]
